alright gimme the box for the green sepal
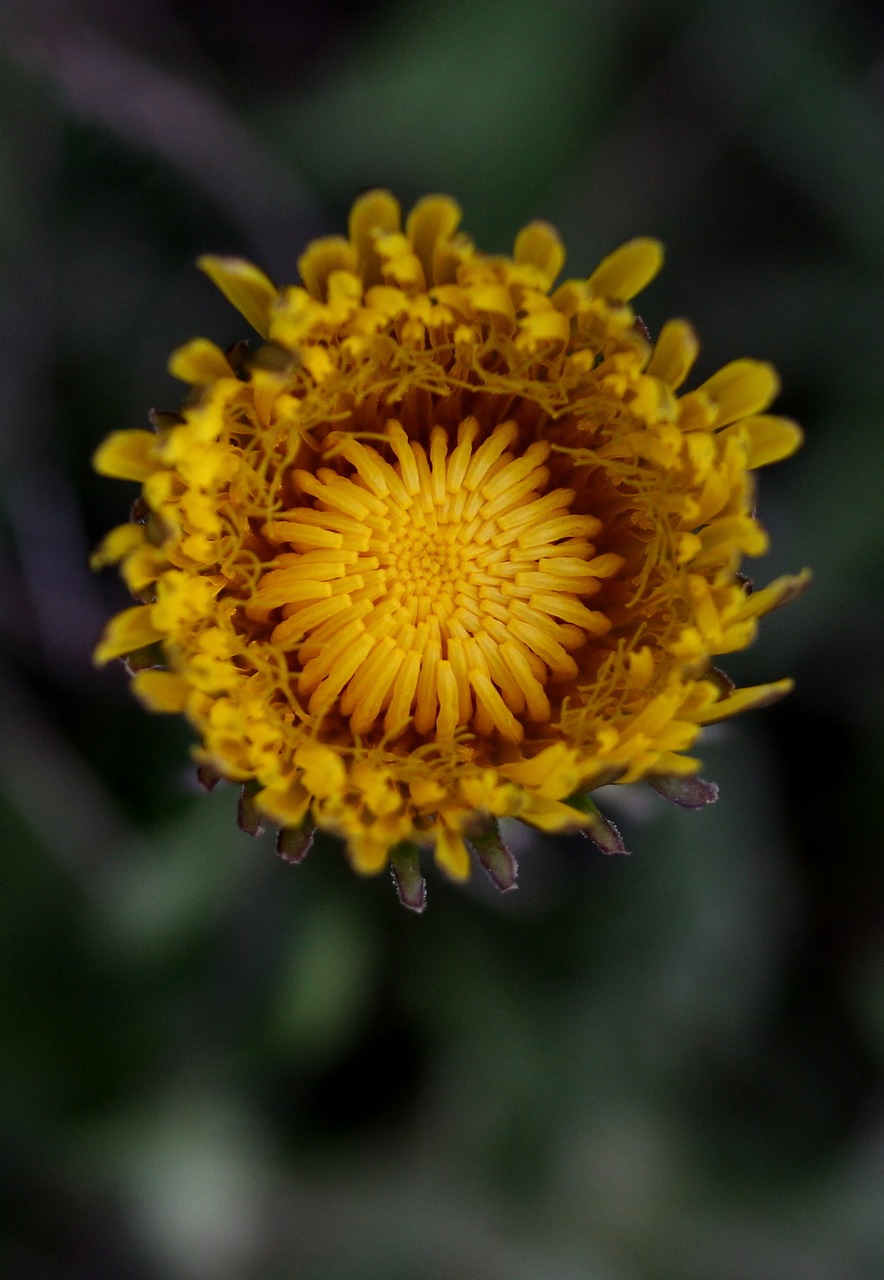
[389,842,426,913]
[467,817,518,892]
[276,823,315,864]
[195,762,221,792]
[648,774,719,809]
[148,408,185,432]
[237,781,264,837]
[249,341,301,374]
[705,665,736,698]
[123,642,165,672]
[567,791,629,856]
[224,339,251,378]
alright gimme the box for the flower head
[92,191,807,907]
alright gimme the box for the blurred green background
[1,1,883,1276]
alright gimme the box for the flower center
[254,418,622,743]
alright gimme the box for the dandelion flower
[92,191,807,908]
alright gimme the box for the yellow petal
[646,319,699,389]
[726,414,803,467]
[434,824,470,880]
[121,545,168,594]
[519,795,590,832]
[197,256,277,339]
[550,279,589,317]
[93,605,165,665]
[346,830,391,876]
[405,194,462,286]
[131,669,191,712]
[733,569,812,622]
[255,783,312,829]
[89,523,146,570]
[587,238,664,301]
[93,430,156,481]
[297,235,358,300]
[297,742,346,800]
[695,677,794,724]
[500,742,579,795]
[699,359,780,426]
[168,338,233,385]
[468,284,515,319]
[648,751,701,777]
[517,310,570,345]
[513,221,565,287]
[348,189,401,285]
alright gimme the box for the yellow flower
[92,191,807,909]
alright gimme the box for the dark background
[1,1,883,1277]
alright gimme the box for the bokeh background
[1,1,883,1276]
